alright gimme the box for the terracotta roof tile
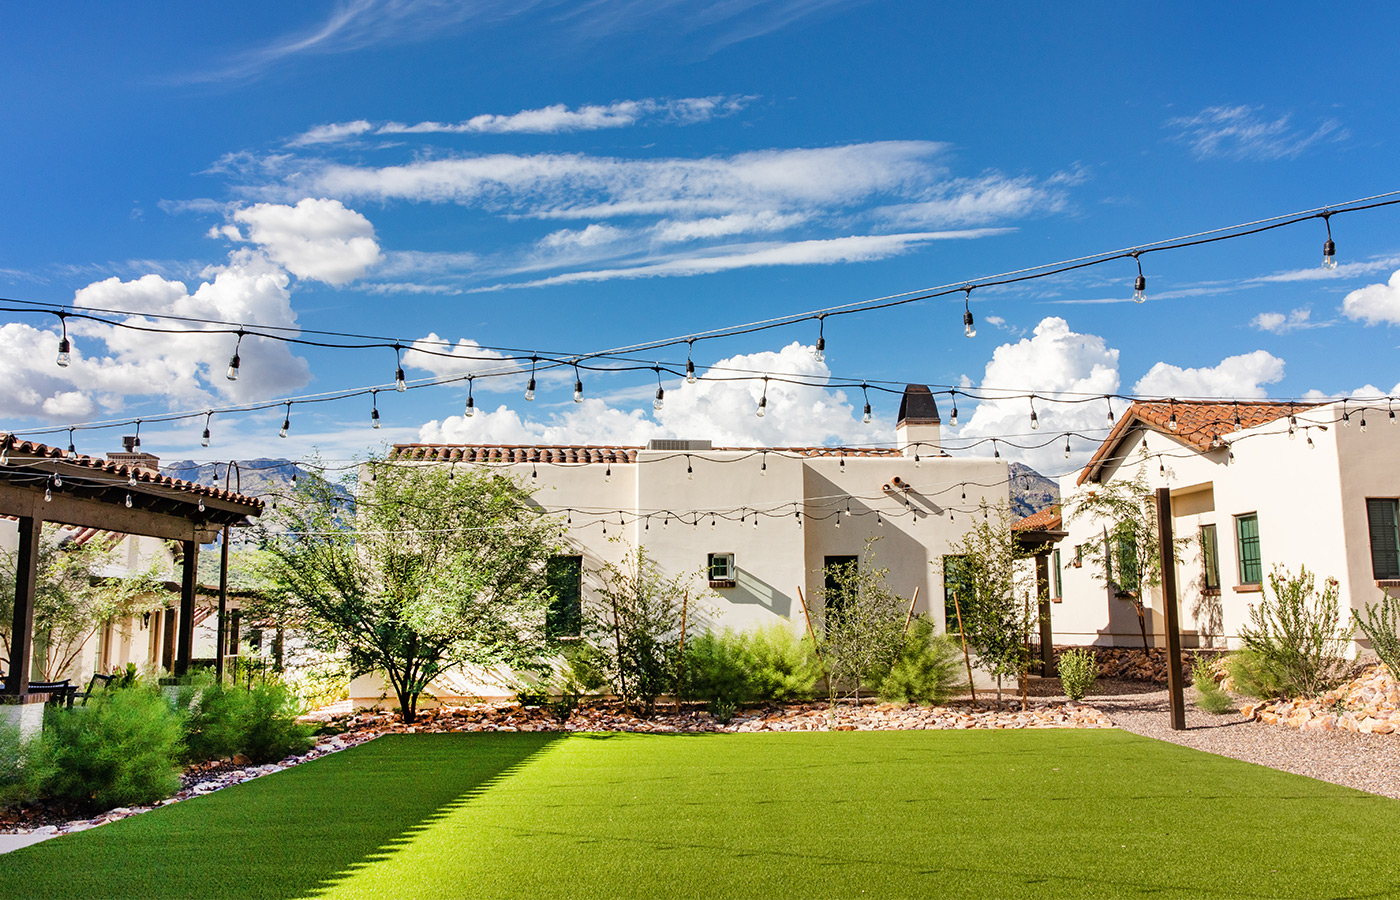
[1013,506,1062,531]
[0,434,263,511]
[390,443,904,462]
[1077,400,1320,485]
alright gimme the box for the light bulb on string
[132,419,141,450]
[1322,211,1337,269]
[128,470,136,487]
[839,457,845,475]
[948,391,958,427]
[66,428,77,461]
[370,391,381,429]
[524,355,537,401]
[756,377,768,418]
[202,412,213,447]
[52,471,61,488]
[1307,431,1315,449]
[710,514,716,530]
[813,315,826,362]
[1233,401,1243,431]
[1064,435,1072,459]
[1360,410,1368,433]
[1341,400,1350,427]
[605,462,612,482]
[685,340,697,384]
[992,440,1000,460]
[760,452,767,477]
[566,508,572,525]
[913,445,921,468]
[573,361,584,403]
[1390,399,1396,425]
[1029,396,1039,430]
[962,286,976,338]
[1106,396,1115,425]
[653,367,665,411]
[876,511,882,527]
[861,383,872,425]
[279,402,291,439]
[393,343,407,393]
[55,313,71,367]
[795,511,802,527]
[834,510,841,528]
[465,376,475,417]
[1168,400,1178,431]
[125,493,133,509]
[226,330,244,381]
[1132,251,1147,302]
[44,483,52,503]
[644,516,650,533]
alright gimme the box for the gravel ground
[1080,678,1400,800]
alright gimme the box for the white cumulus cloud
[1252,307,1321,334]
[1133,350,1285,399]
[229,198,383,285]
[1342,268,1400,326]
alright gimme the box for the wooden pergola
[1,435,262,698]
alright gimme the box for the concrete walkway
[0,831,58,854]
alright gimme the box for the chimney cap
[896,385,940,425]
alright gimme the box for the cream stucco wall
[1053,401,1400,650]
[351,443,1009,705]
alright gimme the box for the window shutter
[1366,499,1400,580]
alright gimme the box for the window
[708,552,736,587]
[1072,544,1083,568]
[1115,534,1140,593]
[824,555,859,620]
[1235,514,1262,585]
[1200,524,1221,591]
[1366,499,1400,580]
[545,556,583,639]
[1051,549,1063,599]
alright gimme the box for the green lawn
[2,729,1398,899]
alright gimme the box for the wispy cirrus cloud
[1166,104,1346,161]
[289,96,754,146]
[1251,307,1328,334]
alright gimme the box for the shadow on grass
[0,732,561,900]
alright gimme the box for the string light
[760,451,767,476]
[1168,399,1178,431]
[573,362,584,403]
[756,377,768,418]
[1029,396,1039,429]
[1132,251,1147,303]
[55,313,71,367]
[1064,435,1071,458]
[839,456,845,475]
[993,440,1000,459]
[949,390,958,427]
[1105,396,1115,425]
[393,343,407,393]
[1360,409,1368,433]
[279,401,291,439]
[226,330,243,382]
[813,315,826,362]
[834,510,841,528]
[44,480,52,503]
[465,376,475,417]
[1341,399,1350,427]
[370,391,381,429]
[202,412,213,447]
[1233,401,1243,431]
[524,356,537,401]
[52,470,61,488]
[653,367,665,411]
[1322,211,1337,269]
[124,493,133,508]
[685,340,697,384]
[686,455,693,480]
[132,419,141,450]
[1390,400,1396,425]
[66,428,77,460]
[861,383,872,425]
[962,286,976,338]
[605,462,612,482]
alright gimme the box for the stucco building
[1051,399,1400,651]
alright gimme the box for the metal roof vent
[646,439,712,451]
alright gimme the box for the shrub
[32,684,183,813]
[1191,656,1234,715]
[1058,648,1098,701]
[1240,565,1353,698]
[681,630,750,706]
[0,722,38,810]
[1225,647,1290,700]
[878,617,965,705]
[739,624,821,702]
[1354,591,1400,678]
[240,682,313,764]
[182,680,252,763]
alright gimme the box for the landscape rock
[1242,665,1400,737]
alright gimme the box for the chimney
[895,385,940,457]
[107,436,161,474]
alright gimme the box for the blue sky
[3,2,1399,474]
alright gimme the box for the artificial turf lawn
[1,730,1398,899]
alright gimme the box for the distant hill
[1008,463,1059,519]
[162,458,352,509]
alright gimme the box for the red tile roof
[390,443,904,463]
[1076,400,1319,485]
[0,435,263,511]
[1012,506,1062,532]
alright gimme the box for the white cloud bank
[1342,268,1400,326]
[1133,350,1285,399]
[224,198,382,285]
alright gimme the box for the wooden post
[175,539,198,677]
[952,591,976,704]
[1155,487,1187,730]
[3,516,42,696]
[796,586,831,698]
[902,587,921,634]
[216,525,230,682]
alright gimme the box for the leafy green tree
[1063,462,1190,649]
[262,459,564,723]
[816,536,909,705]
[0,531,163,681]
[942,502,1041,705]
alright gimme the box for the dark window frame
[545,555,584,639]
[1200,523,1221,591]
[1235,513,1262,586]
[707,552,736,587]
[1365,498,1400,580]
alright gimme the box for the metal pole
[1155,487,1187,730]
